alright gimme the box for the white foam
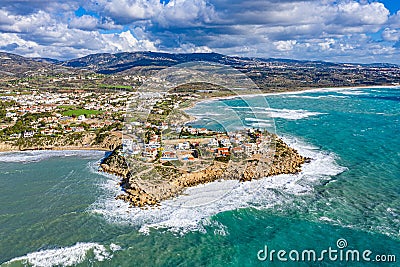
[287,95,348,99]
[88,134,346,235]
[244,117,272,123]
[4,242,120,267]
[319,216,338,223]
[249,122,274,128]
[338,90,369,95]
[254,108,327,120]
[188,111,224,117]
[0,150,106,163]
[244,117,273,128]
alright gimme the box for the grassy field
[62,109,103,116]
[57,105,76,109]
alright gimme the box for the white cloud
[69,15,98,30]
[274,40,297,51]
[335,2,389,26]
[382,28,400,42]
[94,0,162,23]
[0,9,53,33]
[318,39,335,51]
[0,0,399,63]
[103,30,158,52]
[388,10,400,28]
[173,43,212,53]
[68,14,121,31]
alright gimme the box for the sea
[0,86,399,266]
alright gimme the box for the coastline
[0,146,111,153]
[100,135,309,207]
[2,84,396,155]
[192,84,400,102]
[3,85,393,207]
[103,84,398,207]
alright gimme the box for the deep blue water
[0,87,399,266]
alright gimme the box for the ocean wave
[244,117,274,128]
[186,111,224,117]
[251,108,327,120]
[244,117,273,123]
[338,90,370,95]
[0,150,106,163]
[3,242,121,267]
[286,94,348,99]
[249,122,273,128]
[88,134,346,235]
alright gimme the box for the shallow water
[1,87,399,266]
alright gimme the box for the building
[208,138,219,148]
[23,131,34,138]
[176,142,190,150]
[160,151,178,162]
[216,147,230,156]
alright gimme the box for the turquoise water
[0,87,399,266]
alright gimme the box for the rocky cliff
[100,135,309,207]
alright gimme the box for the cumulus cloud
[0,9,53,33]
[0,0,399,63]
[274,40,297,51]
[382,28,400,41]
[68,15,121,31]
[95,0,161,23]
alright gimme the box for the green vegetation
[94,122,123,144]
[215,156,230,163]
[99,84,132,90]
[0,101,16,119]
[57,105,76,110]
[62,109,103,117]
[0,112,52,138]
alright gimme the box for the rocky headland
[100,134,310,207]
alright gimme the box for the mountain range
[1,51,399,91]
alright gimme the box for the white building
[23,131,34,138]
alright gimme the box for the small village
[121,92,272,175]
[0,89,129,148]
[124,125,269,163]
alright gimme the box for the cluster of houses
[1,89,129,139]
[123,127,267,163]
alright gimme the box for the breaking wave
[88,134,346,235]
[254,108,327,120]
[3,242,121,267]
[0,150,106,163]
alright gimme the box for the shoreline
[0,145,112,153]
[104,84,399,207]
[191,84,400,103]
[101,135,309,207]
[0,148,109,157]
[2,84,397,154]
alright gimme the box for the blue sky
[0,0,399,63]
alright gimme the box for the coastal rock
[100,135,310,208]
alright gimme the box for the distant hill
[61,51,399,74]
[61,52,247,74]
[0,52,51,77]
[0,52,76,78]
[1,51,399,90]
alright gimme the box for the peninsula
[99,90,309,207]
[1,51,398,207]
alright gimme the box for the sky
[0,0,400,63]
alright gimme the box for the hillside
[0,51,399,92]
